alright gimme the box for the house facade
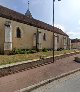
[71,39,80,49]
[0,5,70,54]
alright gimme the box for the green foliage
[42,48,48,52]
[47,48,53,51]
[10,48,37,55]
[57,48,64,51]
[0,50,4,55]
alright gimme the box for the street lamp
[53,0,61,63]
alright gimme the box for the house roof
[0,5,68,37]
[71,39,80,43]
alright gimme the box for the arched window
[43,33,46,41]
[16,27,21,38]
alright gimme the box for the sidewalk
[0,54,80,92]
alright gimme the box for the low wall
[0,52,79,77]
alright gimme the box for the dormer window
[16,27,21,38]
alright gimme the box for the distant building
[71,39,80,49]
[0,5,70,54]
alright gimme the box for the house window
[43,33,46,41]
[16,27,21,38]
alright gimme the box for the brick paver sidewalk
[0,54,80,92]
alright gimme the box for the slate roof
[0,5,68,36]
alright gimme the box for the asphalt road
[32,71,80,92]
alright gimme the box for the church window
[43,33,46,41]
[16,27,21,38]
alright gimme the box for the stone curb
[0,54,61,69]
[0,59,40,69]
[16,68,80,92]
[0,51,79,78]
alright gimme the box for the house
[71,39,80,49]
[0,5,70,54]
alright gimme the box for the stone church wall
[0,17,54,51]
[0,17,5,51]
[0,17,68,52]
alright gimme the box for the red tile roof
[0,5,68,36]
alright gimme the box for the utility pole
[53,0,61,63]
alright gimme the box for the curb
[16,68,80,92]
[0,52,79,78]
[0,51,79,69]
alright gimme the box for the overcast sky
[0,0,80,39]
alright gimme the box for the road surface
[32,71,80,92]
[0,54,80,92]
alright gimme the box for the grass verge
[0,49,79,66]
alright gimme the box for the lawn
[0,49,79,66]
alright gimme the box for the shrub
[31,50,37,53]
[57,48,64,51]
[10,48,37,55]
[9,51,15,55]
[10,48,25,55]
[0,50,4,55]
[26,49,37,54]
[47,48,53,51]
[42,48,48,52]
[57,48,60,51]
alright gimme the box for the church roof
[0,5,68,36]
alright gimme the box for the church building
[0,4,70,54]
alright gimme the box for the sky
[0,0,80,39]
